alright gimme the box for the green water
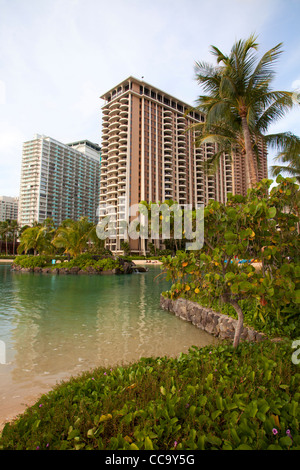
[0,264,217,423]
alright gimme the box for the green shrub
[95,258,120,271]
[0,340,299,450]
[161,177,300,345]
[53,254,121,272]
[13,255,49,268]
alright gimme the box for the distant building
[18,135,101,227]
[99,76,268,254]
[0,196,19,222]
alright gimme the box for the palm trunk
[241,115,258,188]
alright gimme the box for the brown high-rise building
[99,77,267,254]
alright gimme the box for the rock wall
[160,295,266,343]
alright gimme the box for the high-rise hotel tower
[0,196,19,222]
[100,77,267,253]
[18,135,101,227]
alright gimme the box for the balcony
[164,120,172,129]
[177,121,186,130]
[108,112,120,124]
[107,139,119,150]
[119,129,127,138]
[107,170,119,181]
[108,133,119,144]
[164,110,172,119]
[110,100,120,110]
[119,142,127,152]
[119,116,128,125]
[120,103,128,111]
[108,121,120,132]
[164,141,172,150]
[120,96,129,104]
[119,122,128,131]
[106,194,118,204]
[118,162,127,172]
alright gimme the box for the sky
[0,0,299,197]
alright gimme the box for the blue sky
[0,0,299,196]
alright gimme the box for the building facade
[18,135,101,227]
[99,76,268,254]
[0,196,19,222]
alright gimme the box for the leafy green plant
[0,341,299,450]
[53,253,121,272]
[95,258,120,272]
[13,255,50,268]
[161,177,300,346]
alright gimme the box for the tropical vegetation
[13,253,122,273]
[16,217,104,259]
[0,219,20,255]
[0,340,299,450]
[161,176,300,346]
[270,133,300,183]
[1,35,299,452]
[192,34,297,189]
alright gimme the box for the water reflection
[0,265,218,423]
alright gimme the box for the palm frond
[247,42,283,90]
[270,164,300,183]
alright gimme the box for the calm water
[0,263,217,424]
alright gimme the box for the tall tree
[9,220,20,255]
[52,217,94,259]
[193,35,294,188]
[17,225,51,255]
[0,221,10,255]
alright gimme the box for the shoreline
[0,259,162,431]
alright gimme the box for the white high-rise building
[0,196,19,222]
[18,135,101,227]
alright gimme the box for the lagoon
[0,263,217,426]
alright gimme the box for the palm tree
[1,221,10,255]
[269,133,300,183]
[193,34,294,188]
[17,226,44,255]
[52,218,94,259]
[17,223,53,255]
[0,221,5,254]
[9,220,20,255]
[0,221,9,255]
